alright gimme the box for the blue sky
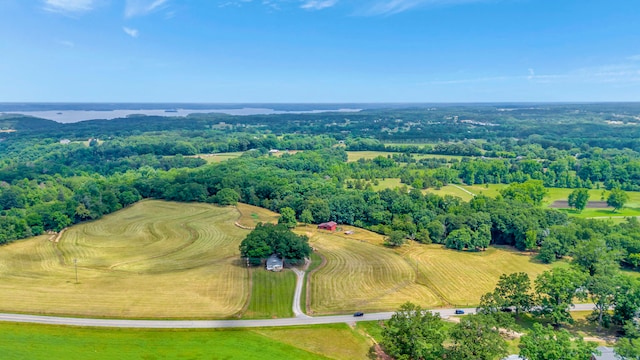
[0,0,639,102]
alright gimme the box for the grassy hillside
[301,226,442,314]
[0,322,372,360]
[0,200,250,318]
[304,223,561,313]
[399,243,566,306]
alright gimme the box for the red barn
[317,221,337,231]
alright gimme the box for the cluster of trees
[383,263,640,359]
[381,302,599,360]
[238,223,311,266]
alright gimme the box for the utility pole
[74,258,78,284]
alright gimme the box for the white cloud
[123,26,140,38]
[125,0,168,18]
[43,0,96,14]
[628,54,640,62]
[301,0,338,10]
[363,0,492,16]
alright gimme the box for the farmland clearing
[0,200,250,318]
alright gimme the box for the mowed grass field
[0,322,371,360]
[236,202,280,228]
[303,222,560,312]
[0,200,250,318]
[399,243,566,306]
[299,226,442,314]
[244,269,295,319]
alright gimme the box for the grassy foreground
[0,200,250,318]
[244,269,296,319]
[0,322,372,360]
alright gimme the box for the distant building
[60,139,71,145]
[501,356,524,360]
[318,221,337,231]
[266,254,283,272]
[269,149,279,153]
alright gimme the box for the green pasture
[0,322,372,360]
[244,269,296,319]
[424,184,475,202]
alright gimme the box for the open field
[192,151,244,163]
[244,269,296,319]
[346,151,464,162]
[460,183,506,198]
[424,184,475,201]
[0,200,250,318]
[400,244,565,306]
[300,226,442,314]
[254,323,373,360]
[370,177,404,191]
[236,202,280,228]
[0,322,371,360]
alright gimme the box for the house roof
[266,254,283,267]
[318,221,337,227]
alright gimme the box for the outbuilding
[317,221,337,231]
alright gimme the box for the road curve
[0,304,595,329]
[291,268,310,318]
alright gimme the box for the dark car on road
[454,309,465,314]
[353,312,364,317]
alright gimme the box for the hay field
[303,227,442,314]
[0,200,250,318]
[236,202,280,228]
[400,243,563,306]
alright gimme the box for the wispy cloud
[429,61,640,87]
[363,0,492,16]
[43,0,96,14]
[628,54,640,62]
[123,27,140,38]
[301,0,338,10]
[57,39,75,47]
[125,0,169,18]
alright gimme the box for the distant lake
[0,107,362,123]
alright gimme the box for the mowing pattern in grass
[401,243,562,306]
[236,202,280,228]
[244,269,296,319]
[306,228,441,314]
[0,200,250,318]
[0,322,337,360]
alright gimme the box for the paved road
[0,304,596,329]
